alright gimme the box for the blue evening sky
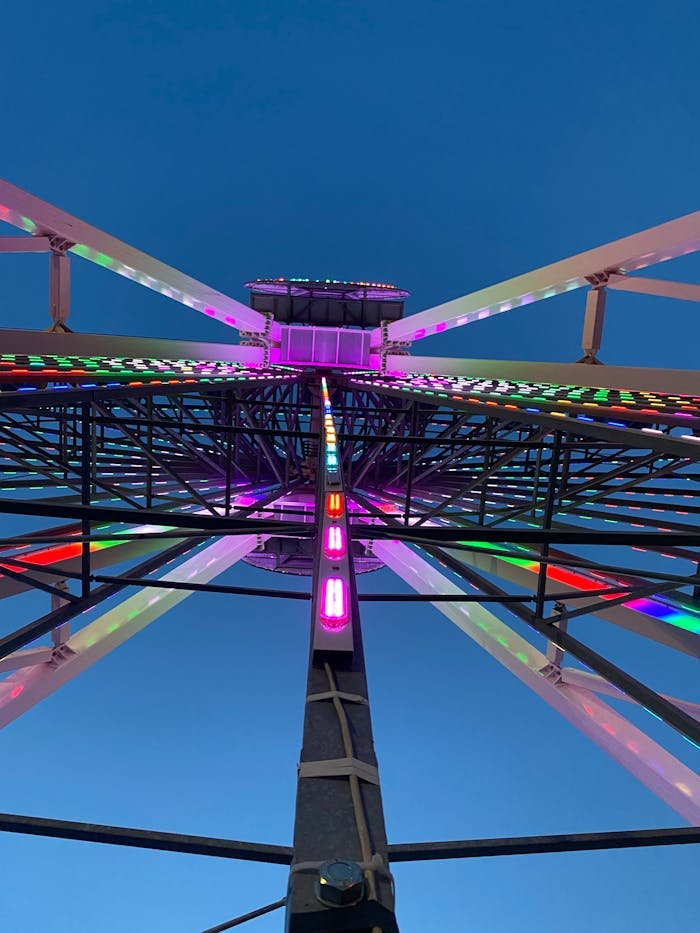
[0,2,698,931]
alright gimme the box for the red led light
[326,492,344,518]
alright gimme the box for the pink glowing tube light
[320,577,349,630]
[324,525,347,559]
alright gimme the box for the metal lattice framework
[0,177,699,932]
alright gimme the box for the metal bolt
[315,858,365,908]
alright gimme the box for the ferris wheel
[0,178,698,932]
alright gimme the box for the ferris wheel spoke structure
[1,178,699,931]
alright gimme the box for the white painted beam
[384,354,700,396]
[0,647,53,673]
[375,538,700,823]
[0,535,263,728]
[607,274,700,303]
[560,668,700,720]
[0,236,51,252]
[0,178,277,338]
[0,327,265,365]
[375,210,700,344]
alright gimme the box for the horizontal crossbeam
[360,525,700,547]
[91,574,311,600]
[386,827,700,862]
[0,812,293,864]
[0,327,265,364]
[1,812,693,868]
[0,499,313,535]
[382,355,700,397]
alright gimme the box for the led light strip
[357,490,700,640]
[0,354,299,393]
[348,373,700,428]
[314,378,351,645]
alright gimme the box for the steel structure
[0,177,699,931]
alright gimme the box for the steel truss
[1,178,699,931]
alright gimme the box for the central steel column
[286,379,398,932]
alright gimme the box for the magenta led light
[320,577,349,630]
[324,525,346,560]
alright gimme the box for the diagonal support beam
[607,273,700,303]
[373,538,700,823]
[375,209,700,343]
[0,535,264,728]
[559,668,700,720]
[0,178,277,338]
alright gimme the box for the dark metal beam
[91,575,311,600]
[0,812,292,865]
[359,525,700,547]
[387,827,700,862]
[199,899,286,933]
[0,498,314,535]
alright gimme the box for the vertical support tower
[286,378,398,933]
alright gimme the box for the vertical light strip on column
[313,377,354,650]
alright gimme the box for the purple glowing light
[320,577,349,630]
[324,525,346,559]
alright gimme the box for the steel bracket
[239,312,276,365]
[375,320,412,373]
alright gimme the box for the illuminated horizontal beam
[0,533,169,602]
[376,210,700,343]
[383,355,700,397]
[0,178,275,337]
[0,328,265,365]
[608,274,700,303]
[438,543,700,657]
[375,538,700,822]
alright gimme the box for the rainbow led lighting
[326,492,344,518]
[320,577,349,630]
[321,377,341,471]
[0,355,301,394]
[347,373,700,429]
[460,539,700,635]
[324,525,347,560]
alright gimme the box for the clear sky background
[0,1,698,931]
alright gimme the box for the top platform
[244,278,409,328]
